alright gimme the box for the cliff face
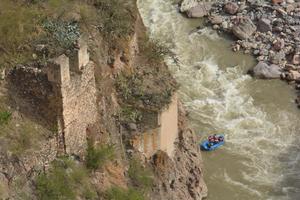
[0,1,206,199]
[150,103,207,200]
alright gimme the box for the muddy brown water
[138,0,300,199]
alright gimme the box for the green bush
[42,20,80,49]
[128,159,153,190]
[115,69,176,110]
[115,72,143,102]
[0,111,11,125]
[86,141,115,170]
[120,106,142,124]
[105,187,144,200]
[36,157,97,200]
[140,38,170,64]
[93,0,135,40]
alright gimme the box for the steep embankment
[0,0,206,199]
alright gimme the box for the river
[137,0,300,200]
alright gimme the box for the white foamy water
[138,0,300,199]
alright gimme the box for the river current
[138,0,300,199]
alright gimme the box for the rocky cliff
[0,0,206,199]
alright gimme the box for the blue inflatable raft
[200,134,225,151]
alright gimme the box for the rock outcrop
[186,3,212,18]
[249,61,282,79]
[150,103,207,200]
[232,18,256,40]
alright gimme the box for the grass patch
[36,157,97,200]
[0,0,138,68]
[0,111,11,125]
[105,187,144,200]
[128,158,153,190]
[139,38,170,64]
[0,0,44,69]
[0,98,51,155]
[93,0,136,40]
[115,69,176,111]
[86,140,115,171]
[119,106,143,124]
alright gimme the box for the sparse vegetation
[93,0,136,40]
[0,111,11,125]
[36,157,97,200]
[115,68,177,111]
[128,158,153,190]
[42,20,80,49]
[0,0,43,69]
[0,0,138,69]
[86,140,115,170]
[120,106,143,124]
[0,108,47,156]
[105,187,144,200]
[103,158,153,200]
[140,38,170,64]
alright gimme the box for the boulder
[272,0,284,4]
[292,54,300,65]
[180,0,201,13]
[286,70,300,81]
[209,15,223,25]
[258,18,272,33]
[224,2,239,15]
[286,4,295,13]
[232,18,257,40]
[249,61,282,79]
[273,39,285,51]
[285,64,298,71]
[186,3,212,18]
[270,51,286,65]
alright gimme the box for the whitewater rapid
[138,0,300,200]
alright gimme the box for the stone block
[70,37,89,73]
[47,54,70,85]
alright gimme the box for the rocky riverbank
[180,0,300,108]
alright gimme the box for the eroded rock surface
[150,103,207,200]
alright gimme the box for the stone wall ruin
[7,38,98,157]
[132,94,179,158]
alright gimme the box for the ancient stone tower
[47,38,98,156]
[7,38,98,157]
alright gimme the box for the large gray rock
[232,18,257,40]
[250,61,282,79]
[186,3,212,18]
[258,18,272,32]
